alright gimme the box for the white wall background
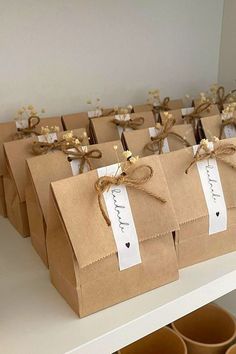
[0,0,223,121]
[218,0,236,90]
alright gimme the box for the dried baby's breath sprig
[213,136,219,143]
[41,125,60,135]
[15,104,45,122]
[113,105,133,115]
[148,89,161,107]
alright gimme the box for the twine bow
[95,164,166,226]
[184,102,211,126]
[145,117,191,154]
[32,139,67,155]
[216,86,236,112]
[185,142,236,174]
[63,145,102,174]
[15,116,41,139]
[112,116,144,130]
[153,97,170,113]
[219,117,236,139]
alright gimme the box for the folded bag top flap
[159,137,236,225]
[35,116,64,133]
[0,121,17,176]
[4,137,36,202]
[27,140,124,221]
[50,155,179,269]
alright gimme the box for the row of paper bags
[0,94,236,318]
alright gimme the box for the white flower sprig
[62,131,87,146]
[113,145,139,176]
[15,105,45,122]
[41,126,60,135]
[147,89,160,107]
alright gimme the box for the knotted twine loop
[62,145,102,174]
[145,117,191,154]
[185,142,236,174]
[153,96,170,114]
[15,116,41,139]
[95,164,166,226]
[112,116,144,130]
[184,102,211,126]
[219,117,236,139]
[32,139,67,155]
[216,86,236,112]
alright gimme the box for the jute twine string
[216,86,236,112]
[219,117,236,139]
[15,116,41,139]
[32,139,68,155]
[185,142,236,174]
[62,145,102,174]
[153,97,170,113]
[95,164,166,226]
[112,116,144,130]
[184,102,211,126]
[145,117,191,154]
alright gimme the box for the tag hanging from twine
[216,86,236,112]
[145,117,191,154]
[95,164,166,226]
[63,145,102,174]
[219,117,236,139]
[15,116,41,139]
[185,142,236,174]
[112,116,144,130]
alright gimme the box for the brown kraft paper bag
[159,138,236,268]
[90,111,155,144]
[0,116,63,218]
[3,125,72,237]
[47,155,179,317]
[123,124,196,156]
[194,99,220,117]
[26,139,124,266]
[62,108,114,138]
[201,115,236,141]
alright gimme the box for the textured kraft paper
[47,155,179,317]
[62,108,114,138]
[160,109,184,125]
[159,137,236,268]
[123,124,196,156]
[26,139,124,267]
[90,112,155,144]
[0,116,63,218]
[134,99,184,113]
[201,115,229,140]
[193,99,220,117]
[3,127,78,237]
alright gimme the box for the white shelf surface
[1,217,236,354]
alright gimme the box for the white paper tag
[115,114,132,138]
[37,132,58,143]
[15,119,28,129]
[193,142,227,235]
[224,125,236,138]
[181,107,194,116]
[148,127,170,154]
[88,109,102,118]
[97,163,142,271]
[67,146,88,176]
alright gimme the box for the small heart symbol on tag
[216,212,220,217]
[125,242,130,248]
